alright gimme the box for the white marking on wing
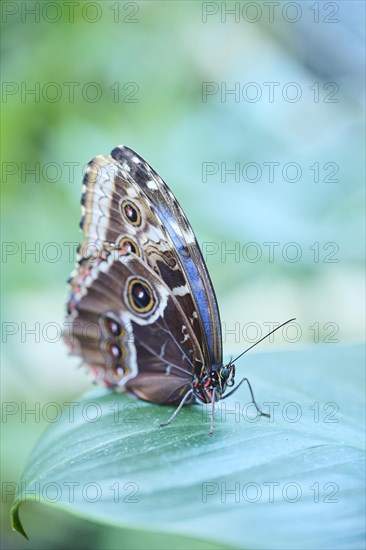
[146,179,158,190]
[180,325,189,344]
[172,284,190,297]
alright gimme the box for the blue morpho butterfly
[64,145,294,434]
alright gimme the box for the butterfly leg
[223,377,270,418]
[242,377,270,418]
[160,389,194,428]
[209,387,217,436]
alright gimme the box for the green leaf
[12,345,365,549]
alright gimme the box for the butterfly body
[64,145,271,431]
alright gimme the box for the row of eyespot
[120,201,158,315]
[108,197,142,254]
[100,317,127,381]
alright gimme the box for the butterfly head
[218,363,236,391]
[193,363,236,403]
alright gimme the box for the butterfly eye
[121,200,141,226]
[127,278,156,314]
[118,237,139,256]
[221,367,231,379]
[103,316,124,337]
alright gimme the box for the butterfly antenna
[230,318,296,365]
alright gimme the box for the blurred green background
[1,1,365,548]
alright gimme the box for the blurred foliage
[1,1,365,549]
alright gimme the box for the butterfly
[64,145,293,434]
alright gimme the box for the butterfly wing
[65,146,223,402]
